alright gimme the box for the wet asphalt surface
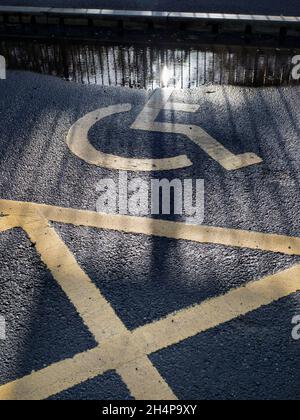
[0,69,299,399]
[0,0,299,16]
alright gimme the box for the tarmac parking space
[0,69,299,399]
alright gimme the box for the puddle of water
[0,38,299,88]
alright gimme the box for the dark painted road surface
[0,66,299,399]
[0,0,299,16]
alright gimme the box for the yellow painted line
[132,262,300,353]
[23,217,127,343]
[117,357,177,400]
[0,215,16,232]
[0,335,177,400]
[22,216,176,400]
[0,201,176,400]
[0,199,299,400]
[66,103,191,172]
[0,200,299,256]
[0,346,107,400]
[0,335,140,400]
[131,88,262,170]
[1,261,299,400]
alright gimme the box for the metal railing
[0,39,298,88]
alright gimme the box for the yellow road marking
[0,259,299,400]
[0,215,16,232]
[0,199,299,256]
[66,103,191,171]
[0,200,177,400]
[164,102,200,112]
[0,334,176,400]
[24,218,127,343]
[0,199,299,400]
[117,357,177,400]
[131,88,263,171]
[133,262,300,353]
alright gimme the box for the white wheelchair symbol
[66,88,262,171]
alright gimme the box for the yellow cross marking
[0,199,299,400]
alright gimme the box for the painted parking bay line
[3,211,177,400]
[0,260,299,400]
[1,199,300,256]
[23,217,128,343]
[0,199,299,400]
